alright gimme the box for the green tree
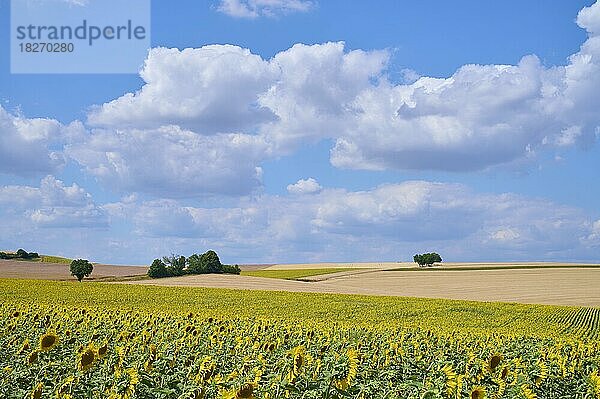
[200,250,222,273]
[16,249,29,259]
[148,259,169,278]
[186,253,205,274]
[162,254,186,276]
[222,264,241,275]
[70,259,94,282]
[413,253,442,267]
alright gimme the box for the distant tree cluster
[148,250,241,278]
[413,253,442,267]
[0,249,40,260]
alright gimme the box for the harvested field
[127,266,600,307]
[265,261,598,270]
[0,260,147,281]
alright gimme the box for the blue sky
[0,0,599,264]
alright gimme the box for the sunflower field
[1,279,599,398]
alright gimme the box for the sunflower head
[224,383,255,399]
[125,368,140,386]
[27,350,39,365]
[471,386,485,399]
[31,382,43,399]
[488,353,503,371]
[40,332,59,352]
[520,384,537,399]
[292,346,305,373]
[79,344,97,371]
[98,343,108,359]
[20,339,30,354]
[236,383,255,399]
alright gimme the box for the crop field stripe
[40,255,72,264]
[240,268,351,280]
[558,307,600,339]
[384,264,600,272]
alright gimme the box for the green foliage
[0,249,40,260]
[221,263,241,275]
[186,253,205,274]
[16,249,28,258]
[148,259,169,278]
[200,250,222,273]
[413,253,442,267]
[148,250,239,278]
[162,254,186,277]
[69,259,94,282]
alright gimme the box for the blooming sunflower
[19,339,30,355]
[535,360,548,386]
[287,346,306,382]
[223,383,255,399]
[27,350,39,365]
[589,370,600,398]
[40,332,59,352]
[107,368,139,399]
[78,344,97,371]
[520,384,537,399]
[335,348,359,391]
[31,382,43,399]
[56,376,75,399]
[441,364,457,396]
[488,353,503,372]
[98,342,108,359]
[470,386,485,399]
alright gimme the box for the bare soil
[264,261,596,270]
[3,259,599,306]
[0,260,147,281]
[125,266,600,307]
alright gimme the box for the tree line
[148,250,240,278]
[0,249,40,260]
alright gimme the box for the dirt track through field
[126,267,600,307]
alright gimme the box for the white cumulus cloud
[0,176,107,228]
[85,5,600,180]
[87,46,279,133]
[66,126,270,197]
[287,178,322,194]
[0,106,83,177]
[217,0,314,19]
[107,181,599,263]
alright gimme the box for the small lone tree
[70,259,93,282]
[413,253,442,267]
